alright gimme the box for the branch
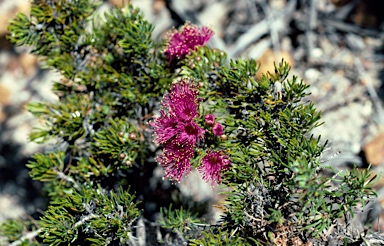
[9,228,42,246]
[354,58,384,126]
[229,0,296,57]
[73,214,99,229]
[55,169,80,190]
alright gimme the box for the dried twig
[9,228,42,246]
[260,0,281,60]
[354,58,384,126]
[306,0,317,62]
[229,0,296,58]
[248,38,271,60]
[322,18,384,38]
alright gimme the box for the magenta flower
[204,114,215,125]
[151,79,205,181]
[198,150,231,185]
[161,81,200,122]
[164,22,214,63]
[156,143,195,182]
[212,122,223,136]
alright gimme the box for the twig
[354,58,384,126]
[321,19,383,38]
[321,152,365,168]
[55,169,80,190]
[73,214,99,229]
[9,228,42,246]
[260,0,281,59]
[248,38,271,60]
[333,0,359,20]
[306,0,317,62]
[228,0,296,58]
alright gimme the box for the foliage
[0,0,378,245]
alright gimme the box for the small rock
[0,0,30,37]
[363,132,384,166]
[109,0,130,7]
[304,68,321,81]
[152,0,165,15]
[19,53,38,76]
[198,1,228,38]
[310,48,323,59]
[0,108,5,122]
[0,83,11,105]
[345,33,366,51]
[270,0,286,9]
[0,194,24,223]
[256,49,294,79]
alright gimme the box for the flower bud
[129,132,137,140]
[212,122,223,136]
[204,114,215,125]
[119,153,126,159]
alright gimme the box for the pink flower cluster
[151,80,231,184]
[151,79,205,181]
[164,22,214,63]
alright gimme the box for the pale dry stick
[9,228,42,246]
[55,169,80,190]
[321,19,383,39]
[363,233,384,245]
[354,58,384,126]
[248,38,271,60]
[228,0,296,58]
[259,0,281,61]
[376,186,384,205]
[333,0,359,20]
[321,152,364,168]
[306,0,317,63]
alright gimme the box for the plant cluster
[0,0,378,245]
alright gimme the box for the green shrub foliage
[1,0,377,245]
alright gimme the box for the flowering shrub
[0,1,379,245]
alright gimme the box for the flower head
[204,114,215,125]
[212,122,223,136]
[164,22,214,63]
[156,143,195,182]
[161,81,200,122]
[151,79,205,181]
[198,150,231,185]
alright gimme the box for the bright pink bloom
[165,22,214,63]
[151,113,179,145]
[151,79,205,181]
[161,81,200,122]
[174,121,205,146]
[156,143,195,182]
[152,80,205,146]
[212,122,223,136]
[198,151,231,185]
[204,114,215,125]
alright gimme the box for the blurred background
[1,0,384,236]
